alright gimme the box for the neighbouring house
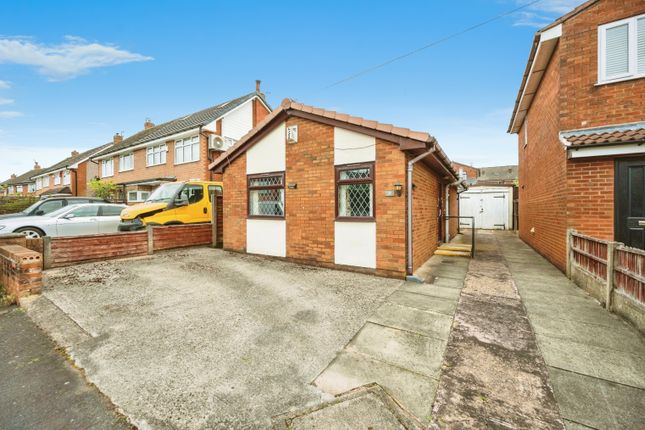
[452,163,518,230]
[209,98,463,279]
[91,83,271,204]
[1,162,42,196]
[32,143,112,197]
[508,0,645,271]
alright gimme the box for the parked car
[118,181,222,231]
[0,203,127,238]
[0,196,109,220]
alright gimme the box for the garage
[459,186,513,230]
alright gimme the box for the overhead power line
[321,0,544,90]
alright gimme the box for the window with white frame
[127,190,150,203]
[54,173,61,185]
[598,14,645,84]
[16,185,23,193]
[63,170,71,185]
[119,153,134,171]
[28,183,35,193]
[42,175,49,187]
[35,177,42,190]
[147,144,167,166]
[102,159,114,177]
[174,136,200,164]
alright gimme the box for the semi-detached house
[1,162,42,196]
[92,85,270,204]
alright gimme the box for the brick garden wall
[0,244,42,302]
[50,232,149,267]
[152,223,213,251]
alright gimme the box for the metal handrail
[442,215,475,257]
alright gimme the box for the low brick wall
[50,231,148,268]
[0,244,42,302]
[152,223,213,251]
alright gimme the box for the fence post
[605,241,616,310]
[566,229,573,279]
[42,236,52,270]
[147,226,154,255]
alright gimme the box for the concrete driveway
[24,248,402,429]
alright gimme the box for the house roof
[507,0,600,134]
[33,142,113,178]
[1,168,41,186]
[477,165,518,182]
[560,122,645,147]
[94,92,269,158]
[209,98,458,180]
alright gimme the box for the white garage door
[458,187,512,230]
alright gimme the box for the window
[119,153,134,171]
[63,170,71,185]
[28,183,35,193]
[37,199,64,215]
[99,205,124,216]
[248,173,284,218]
[102,159,114,177]
[68,205,98,217]
[598,14,645,84]
[54,174,61,185]
[174,136,200,164]
[42,175,49,187]
[16,185,23,193]
[127,190,150,203]
[336,163,374,219]
[35,178,42,190]
[176,184,204,205]
[147,144,167,166]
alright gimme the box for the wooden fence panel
[614,246,645,304]
[571,232,608,281]
[50,231,148,267]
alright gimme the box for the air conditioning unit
[208,135,225,150]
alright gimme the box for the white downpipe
[406,147,437,276]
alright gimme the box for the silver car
[0,203,127,238]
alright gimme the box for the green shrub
[0,196,38,215]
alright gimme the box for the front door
[616,158,645,249]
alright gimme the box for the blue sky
[0,0,583,177]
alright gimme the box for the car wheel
[15,227,45,239]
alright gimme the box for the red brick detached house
[210,99,462,278]
[509,0,645,271]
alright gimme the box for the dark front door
[616,158,645,249]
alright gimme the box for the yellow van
[118,180,222,231]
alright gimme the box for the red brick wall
[518,43,568,271]
[0,244,42,302]
[253,98,270,127]
[449,186,458,239]
[451,162,478,181]
[412,159,441,272]
[566,157,615,240]
[222,153,247,252]
[50,232,148,267]
[559,0,645,131]
[284,117,335,264]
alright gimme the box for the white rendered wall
[334,127,375,165]
[221,100,253,141]
[247,219,286,257]
[247,121,286,174]
[334,221,376,268]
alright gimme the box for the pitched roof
[1,168,41,186]
[94,92,269,158]
[562,127,645,147]
[476,165,518,182]
[209,98,458,180]
[33,142,113,178]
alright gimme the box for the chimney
[255,80,261,92]
[34,161,41,170]
[113,133,123,144]
[11,173,16,179]
[71,150,79,157]
[144,118,154,130]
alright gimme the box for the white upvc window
[147,144,167,166]
[127,190,150,203]
[16,185,23,193]
[174,136,200,164]
[102,159,114,177]
[63,170,71,185]
[598,14,645,84]
[28,183,35,193]
[54,173,61,185]
[35,177,42,190]
[119,153,134,171]
[42,175,49,187]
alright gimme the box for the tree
[89,178,117,200]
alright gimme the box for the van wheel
[15,227,45,239]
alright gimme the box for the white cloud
[0,111,22,118]
[0,98,13,105]
[0,80,10,89]
[0,143,77,179]
[0,36,153,81]
[513,0,585,28]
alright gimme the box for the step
[438,244,472,252]
[434,249,471,257]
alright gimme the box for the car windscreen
[21,201,42,214]
[146,183,183,203]
[43,206,75,218]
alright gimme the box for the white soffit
[568,143,645,159]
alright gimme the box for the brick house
[91,85,271,204]
[509,0,645,271]
[31,143,112,197]
[1,162,42,196]
[209,98,462,279]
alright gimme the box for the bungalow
[32,143,112,197]
[508,0,645,270]
[91,83,271,204]
[209,98,462,279]
[1,162,41,196]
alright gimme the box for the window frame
[119,153,134,172]
[335,162,375,222]
[63,170,71,185]
[598,14,645,85]
[101,159,114,177]
[174,135,200,165]
[42,175,50,187]
[146,143,167,167]
[247,171,285,220]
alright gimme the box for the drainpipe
[406,146,437,277]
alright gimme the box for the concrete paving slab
[549,367,645,430]
[536,334,645,389]
[519,286,594,302]
[314,350,438,420]
[367,302,453,340]
[347,322,446,378]
[399,283,461,300]
[523,299,620,327]
[429,277,464,289]
[387,290,457,315]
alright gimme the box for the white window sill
[146,163,166,168]
[102,175,114,178]
[596,74,645,86]
[119,168,134,173]
[174,159,200,166]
